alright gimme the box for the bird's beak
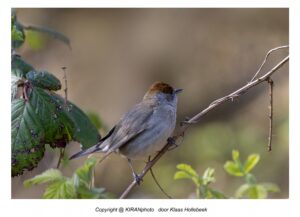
[174,88,183,94]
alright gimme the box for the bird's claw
[167,137,178,151]
[133,173,143,185]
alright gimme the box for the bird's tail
[69,142,105,160]
[69,126,116,160]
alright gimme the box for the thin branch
[119,49,289,199]
[150,167,172,199]
[250,45,289,82]
[56,148,65,168]
[267,78,274,152]
[62,66,68,106]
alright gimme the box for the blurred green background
[12,8,288,199]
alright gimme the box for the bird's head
[143,81,183,105]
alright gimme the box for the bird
[70,81,182,183]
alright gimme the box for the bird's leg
[127,158,143,185]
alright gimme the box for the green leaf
[245,173,257,185]
[176,164,198,177]
[224,161,244,176]
[235,183,251,198]
[49,93,101,149]
[43,179,77,199]
[174,171,193,180]
[24,158,111,199]
[26,30,46,50]
[207,188,227,199]
[74,158,97,185]
[26,70,62,91]
[202,168,215,185]
[87,112,103,129]
[23,25,71,49]
[232,150,240,162]
[11,55,34,78]
[244,154,260,173]
[261,183,280,193]
[11,99,45,176]
[24,169,63,187]
[28,87,74,146]
[12,21,25,49]
[175,164,200,186]
[247,185,268,199]
[12,25,24,41]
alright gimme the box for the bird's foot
[167,137,178,151]
[132,172,143,185]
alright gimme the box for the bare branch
[267,78,274,152]
[119,50,289,199]
[62,66,68,106]
[150,167,172,199]
[56,148,65,168]
[250,45,289,82]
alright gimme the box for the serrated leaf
[26,70,61,91]
[11,55,34,78]
[49,93,101,149]
[23,25,71,49]
[29,87,74,146]
[11,99,45,176]
[224,161,244,176]
[43,179,77,199]
[244,154,260,173]
[24,169,63,187]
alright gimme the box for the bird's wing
[69,101,156,160]
[103,102,156,152]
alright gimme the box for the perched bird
[70,81,182,183]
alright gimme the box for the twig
[267,78,274,151]
[250,45,289,82]
[150,167,172,199]
[62,67,68,106]
[119,49,289,198]
[56,148,65,168]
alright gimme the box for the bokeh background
[12,8,289,199]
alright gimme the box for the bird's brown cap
[147,82,174,95]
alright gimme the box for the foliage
[24,158,112,199]
[174,150,280,199]
[224,150,280,199]
[174,164,226,199]
[11,12,101,176]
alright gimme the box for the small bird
[70,81,182,183]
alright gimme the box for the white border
[1,1,299,217]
